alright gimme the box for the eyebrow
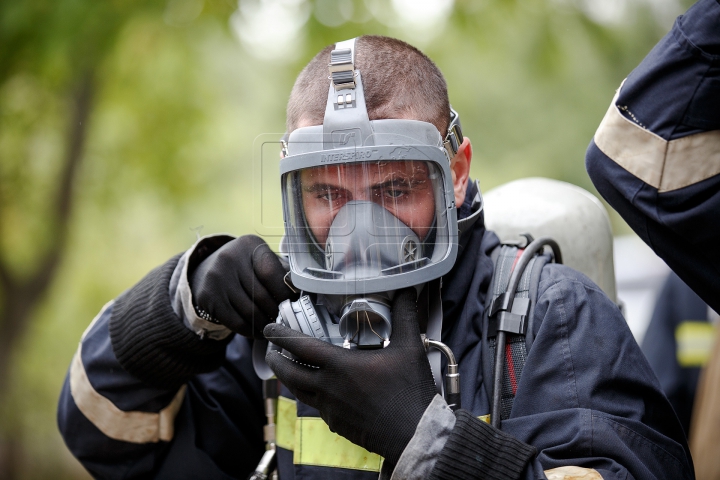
[372,178,413,190]
[302,183,347,193]
[302,175,427,194]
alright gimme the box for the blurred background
[0,0,693,477]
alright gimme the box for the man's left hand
[264,288,437,466]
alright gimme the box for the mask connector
[422,335,461,411]
[339,296,392,349]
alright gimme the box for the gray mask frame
[279,38,459,295]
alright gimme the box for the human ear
[450,138,472,206]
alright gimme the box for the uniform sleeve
[57,253,266,479]
[108,254,231,390]
[428,265,693,479]
[585,0,720,313]
[641,272,708,436]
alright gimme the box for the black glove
[264,288,436,465]
[191,235,297,338]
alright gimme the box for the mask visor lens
[283,159,452,283]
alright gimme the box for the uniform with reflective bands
[586,0,720,314]
[57,179,693,479]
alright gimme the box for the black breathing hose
[491,237,561,429]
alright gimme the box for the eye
[319,191,338,201]
[383,188,406,198]
[317,188,348,203]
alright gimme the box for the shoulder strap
[525,250,550,350]
[481,242,551,424]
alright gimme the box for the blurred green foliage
[0,0,692,477]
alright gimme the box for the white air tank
[483,177,617,303]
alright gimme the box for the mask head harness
[256,39,463,406]
[279,38,459,295]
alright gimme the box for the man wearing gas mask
[58,36,693,479]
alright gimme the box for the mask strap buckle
[329,42,356,91]
[444,106,464,159]
[323,38,373,149]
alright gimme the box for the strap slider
[329,48,355,90]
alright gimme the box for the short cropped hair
[286,35,451,135]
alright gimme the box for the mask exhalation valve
[338,297,391,349]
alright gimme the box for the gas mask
[254,38,465,400]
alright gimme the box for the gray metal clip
[488,294,531,336]
[443,107,464,158]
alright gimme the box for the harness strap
[457,181,483,239]
[482,243,551,423]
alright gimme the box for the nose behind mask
[323,200,426,281]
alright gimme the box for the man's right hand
[190,235,297,338]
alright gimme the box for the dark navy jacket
[586,0,720,314]
[642,272,713,438]
[57,181,692,479]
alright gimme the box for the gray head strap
[457,180,484,237]
[323,38,374,149]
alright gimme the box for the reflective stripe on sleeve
[676,321,716,367]
[594,82,720,193]
[69,341,186,444]
[545,466,603,479]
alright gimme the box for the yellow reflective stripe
[276,396,297,451]
[478,414,490,424]
[676,321,716,367]
[276,397,383,471]
[293,417,384,471]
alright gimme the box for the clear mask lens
[283,159,452,289]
